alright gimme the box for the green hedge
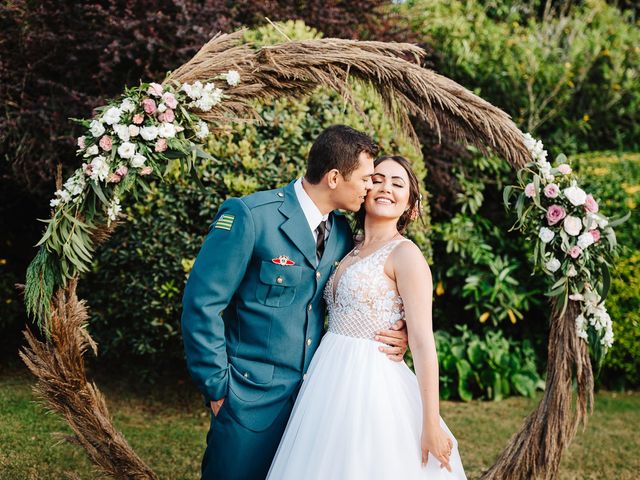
[574,152,640,388]
[80,21,428,366]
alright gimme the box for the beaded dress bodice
[324,240,406,339]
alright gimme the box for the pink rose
[108,173,122,183]
[584,194,599,213]
[590,229,601,242]
[155,138,168,152]
[148,82,163,97]
[140,166,153,176]
[546,204,566,226]
[77,136,86,149]
[142,98,157,114]
[132,113,144,125]
[568,246,582,258]
[162,92,177,109]
[524,182,536,198]
[115,165,128,177]
[543,183,560,198]
[557,164,572,174]
[99,135,113,151]
[82,163,93,176]
[157,108,175,123]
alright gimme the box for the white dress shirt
[294,178,331,256]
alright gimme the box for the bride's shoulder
[390,239,430,272]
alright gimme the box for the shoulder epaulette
[242,188,286,210]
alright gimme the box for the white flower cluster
[106,197,121,222]
[523,132,552,181]
[573,287,614,348]
[181,81,224,112]
[50,170,87,207]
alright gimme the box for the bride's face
[364,160,411,221]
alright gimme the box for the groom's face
[334,152,375,212]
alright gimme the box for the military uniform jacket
[182,180,353,432]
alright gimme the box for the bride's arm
[393,241,453,470]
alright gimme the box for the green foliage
[430,152,544,329]
[435,326,544,401]
[573,152,640,387]
[602,254,640,388]
[81,22,430,365]
[400,0,640,153]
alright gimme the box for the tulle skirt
[267,331,467,479]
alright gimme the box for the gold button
[307,304,312,311]
[307,338,312,346]
[277,192,284,197]
[243,372,249,378]
[315,271,321,279]
[276,276,283,284]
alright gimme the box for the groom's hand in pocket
[375,319,408,362]
[210,397,225,417]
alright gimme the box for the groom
[182,125,409,479]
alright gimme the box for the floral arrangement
[25,70,241,326]
[504,134,629,366]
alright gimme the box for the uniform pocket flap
[229,356,275,385]
[259,261,302,287]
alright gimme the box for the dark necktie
[315,220,327,261]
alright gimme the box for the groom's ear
[326,169,340,189]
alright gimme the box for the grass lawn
[1,365,638,479]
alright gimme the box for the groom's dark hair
[305,125,379,184]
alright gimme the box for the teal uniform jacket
[182,180,353,437]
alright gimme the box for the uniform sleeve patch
[214,213,235,231]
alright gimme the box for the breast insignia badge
[272,255,295,266]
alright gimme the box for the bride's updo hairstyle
[356,155,422,234]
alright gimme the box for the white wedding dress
[267,240,467,479]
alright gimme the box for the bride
[267,155,467,479]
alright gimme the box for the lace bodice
[324,239,406,339]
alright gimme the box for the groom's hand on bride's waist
[210,397,225,417]
[374,319,408,362]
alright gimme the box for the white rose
[120,98,136,113]
[195,121,209,139]
[226,69,240,86]
[90,156,110,182]
[85,145,99,157]
[569,293,584,301]
[117,141,136,159]
[157,103,167,113]
[538,227,555,243]
[566,265,578,277]
[545,258,561,273]
[103,106,122,126]
[50,197,61,208]
[563,215,582,236]
[158,122,176,138]
[140,126,159,141]
[131,153,146,168]
[113,124,130,142]
[90,120,105,137]
[563,185,587,206]
[128,125,140,137]
[577,232,595,249]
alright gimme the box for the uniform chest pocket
[255,261,302,307]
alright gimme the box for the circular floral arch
[21,31,607,480]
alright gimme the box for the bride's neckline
[331,238,405,303]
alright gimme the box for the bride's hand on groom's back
[210,397,225,417]
[374,319,408,362]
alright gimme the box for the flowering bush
[504,134,629,366]
[26,71,240,324]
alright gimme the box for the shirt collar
[294,177,329,232]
